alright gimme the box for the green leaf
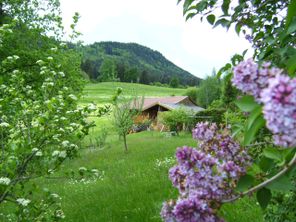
[246,106,262,130]
[234,23,242,35]
[186,13,196,21]
[214,18,231,29]
[287,53,296,75]
[222,0,231,15]
[256,188,272,209]
[259,156,275,172]
[235,95,260,112]
[263,147,282,162]
[217,63,231,78]
[206,14,216,25]
[243,115,265,146]
[286,0,296,28]
[287,19,296,35]
[195,1,207,12]
[266,175,294,191]
[236,174,255,192]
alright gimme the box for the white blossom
[68,94,77,101]
[58,71,65,77]
[52,150,60,157]
[47,56,53,61]
[16,198,31,207]
[0,177,11,185]
[36,60,44,65]
[55,209,65,219]
[0,122,9,128]
[59,151,67,158]
[12,70,19,74]
[79,167,87,171]
[36,151,43,157]
[32,148,39,152]
[50,47,58,52]
[88,103,97,111]
[51,193,61,199]
[61,140,70,147]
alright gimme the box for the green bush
[184,88,198,104]
[159,109,194,134]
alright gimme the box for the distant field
[80,82,188,104]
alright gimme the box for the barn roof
[142,96,189,110]
[134,96,204,113]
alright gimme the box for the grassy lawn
[44,131,263,222]
[80,82,188,105]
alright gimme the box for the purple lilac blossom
[161,123,250,222]
[192,122,217,142]
[232,59,281,101]
[261,74,296,147]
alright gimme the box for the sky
[60,0,252,79]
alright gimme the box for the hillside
[79,41,201,86]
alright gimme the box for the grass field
[46,132,263,222]
[1,82,263,221]
[80,82,188,104]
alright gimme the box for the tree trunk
[123,134,128,152]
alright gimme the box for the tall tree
[98,57,117,81]
[169,76,180,88]
[197,75,221,108]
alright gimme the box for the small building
[138,96,204,120]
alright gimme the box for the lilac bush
[161,123,251,222]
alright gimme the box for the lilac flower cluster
[193,122,250,166]
[161,123,251,222]
[232,59,296,148]
[232,58,281,101]
[261,75,296,147]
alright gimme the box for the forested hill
[79,41,201,86]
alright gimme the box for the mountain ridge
[79,41,201,86]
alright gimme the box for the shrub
[184,88,198,104]
[159,109,194,134]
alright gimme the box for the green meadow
[43,82,263,221]
[80,82,188,105]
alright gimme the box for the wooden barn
[135,96,204,120]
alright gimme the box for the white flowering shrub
[0,1,95,220]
